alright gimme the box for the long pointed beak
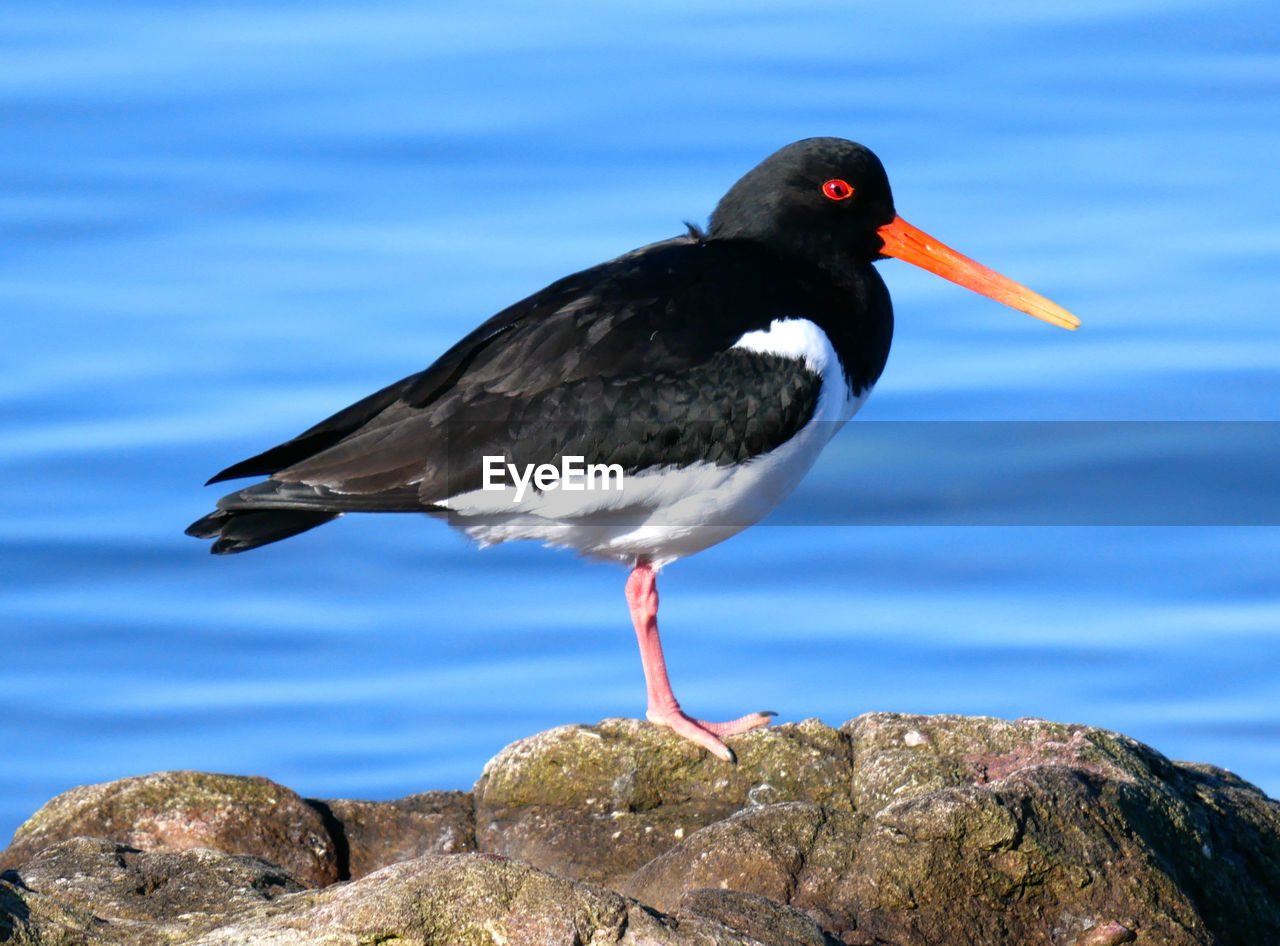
[875,215,1080,330]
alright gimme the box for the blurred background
[3,0,1278,844]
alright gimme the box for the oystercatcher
[188,137,1078,762]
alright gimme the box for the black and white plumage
[190,140,897,565]
[188,137,1078,761]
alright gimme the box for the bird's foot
[645,707,776,764]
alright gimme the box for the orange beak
[875,215,1080,330]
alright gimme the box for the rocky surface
[3,713,1278,945]
[312,790,475,881]
[0,771,338,886]
[472,716,852,886]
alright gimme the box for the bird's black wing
[204,238,687,486]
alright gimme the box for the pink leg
[625,562,774,763]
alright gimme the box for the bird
[187,137,1079,763]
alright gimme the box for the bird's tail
[185,507,340,554]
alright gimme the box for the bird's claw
[646,707,775,764]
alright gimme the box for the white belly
[436,318,869,567]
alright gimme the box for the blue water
[4,1,1279,845]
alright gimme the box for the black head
[707,138,897,268]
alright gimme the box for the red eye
[822,179,854,201]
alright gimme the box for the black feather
[185,508,340,554]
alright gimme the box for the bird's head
[708,137,1079,330]
[709,137,896,262]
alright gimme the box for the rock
[211,852,793,946]
[621,801,845,913]
[2,713,1278,945]
[624,714,1280,944]
[1,865,106,944]
[472,716,853,884]
[842,714,1280,945]
[676,888,842,946]
[185,854,647,945]
[0,770,339,886]
[0,846,756,945]
[309,790,475,880]
[1,836,308,943]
